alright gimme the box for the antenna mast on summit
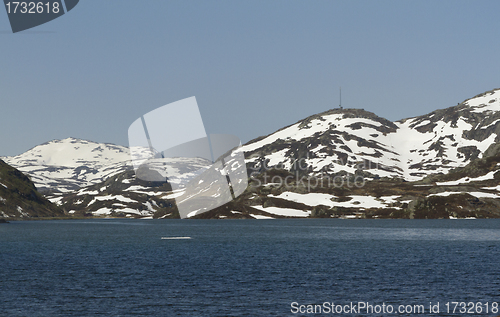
[339,87,343,109]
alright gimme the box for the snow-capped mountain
[52,170,178,219]
[3,88,500,219]
[53,137,500,220]
[1,138,132,194]
[242,88,500,181]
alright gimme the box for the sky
[1,0,500,156]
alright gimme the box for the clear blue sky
[1,0,500,156]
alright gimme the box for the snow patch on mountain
[252,205,311,217]
[2,138,132,193]
[242,88,500,182]
[465,89,500,113]
[435,170,497,186]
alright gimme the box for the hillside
[194,144,500,219]
[1,138,132,194]
[52,140,500,220]
[3,88,500,219]
[0,160,63,219]
[242,88,500,181]
[54,170,179,219]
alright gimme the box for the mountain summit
[242,88,500,181]
[2,137,132,194]
[3,88,500,219]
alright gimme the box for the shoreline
[1,216,497,221]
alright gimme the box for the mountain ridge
[242,88,500,181]
[3,88,500,219]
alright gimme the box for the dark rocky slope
[0,160,63,219]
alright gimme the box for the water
[1,219,499,316]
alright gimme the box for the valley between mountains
[2,88,500,220]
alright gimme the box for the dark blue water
[1,219,499,316]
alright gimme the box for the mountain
[54,170,179,219]
[4,88,500,219]
[196,148,500,219]
[1,138,132,195]
[0,159,63,219]
[55,140,500,220]
[242,88,500,182]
